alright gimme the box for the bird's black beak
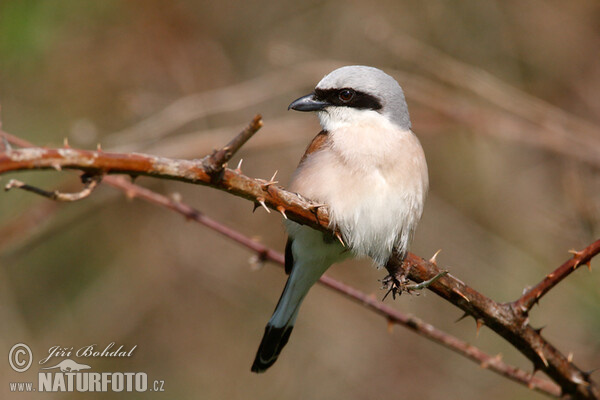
[288,93,330,112]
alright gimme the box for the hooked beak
[288,93,330,112]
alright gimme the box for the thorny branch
[513,240,600,315]
[98,175,563,398]
[0,121,598,399]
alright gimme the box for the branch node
[202,114,262,182]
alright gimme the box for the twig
[4,174,102,202]
[202,114,263,181]
[513,240,600,315]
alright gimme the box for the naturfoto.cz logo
[8,343,165,393]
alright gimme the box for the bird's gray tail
[252,256,330,373]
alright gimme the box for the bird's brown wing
[298,130,329,166]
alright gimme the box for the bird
[251,65,429,373]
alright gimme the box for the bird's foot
[381,270,448,300]
[381,272,407,301]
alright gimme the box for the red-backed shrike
[252,66,428,373]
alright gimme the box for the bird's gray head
[288,65,411,130]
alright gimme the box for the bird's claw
[380,273,407,301]
[381,270,448,301]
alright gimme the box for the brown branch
[103,175,561,398]
[513,240,600,314]
[202,114,263,181]
[4,174,102,202]
[1,131,598,398]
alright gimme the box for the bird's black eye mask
[314,88,383,111]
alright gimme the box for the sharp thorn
[567,352,573,363]
[253,202,260,213]
[51,162,62,171]
[270,170,278,182]
[235,158,243,173]
[335,232,346,247]
[386,319,394,334]
[276,206,288,219]
[533,325,545,335]
[170,192,182,203]
[63,137,70,148]
[586,261,592,272]
[96,143,103,152]
[455,311,470,323]
[535,348,549,368]
[257,198,270,213]
[429,249,442,265]
[476,319,483,337]
[248,254,265,271]
[454,288,470,303]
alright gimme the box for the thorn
[567,352,573,363]
[257,198,270,213]
[455,311,470,323]
[259,171,279,190]
[249,254,265,271]
[533,325,545,335]
[51,162,62,171]
[586,260,592,272]
[386,319,394,334]
[129,174,138,182]
[235,158,243,173]
[429,249,442,265]
[96,143,102,152]
[253,202,259,213]
[335,232,346,247]
[454,288,470,303]
[125,189,136,200]
[535,348,549,368]
[170,192,182,203]
[475,319,483,337]
[480,353,502,369]
[63,137,70,148]
[571,372,589,386]
[276,206,288,219]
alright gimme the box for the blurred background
[1,1,599,399]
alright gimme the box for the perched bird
[251,66,428,373]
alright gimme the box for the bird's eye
[338,89,354,102]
